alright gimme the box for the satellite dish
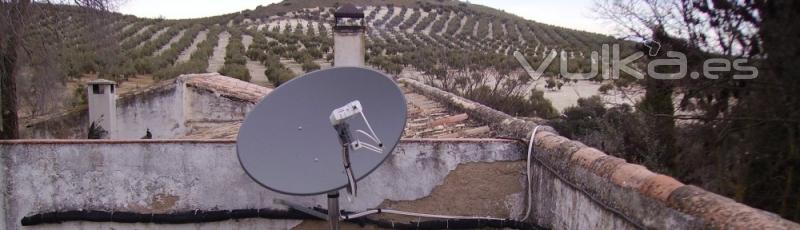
[236,67,407,196]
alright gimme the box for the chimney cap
[88,79,117,85]
[334,4,364,18]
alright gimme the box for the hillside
[10,1,800,223]
[17,0,620,120]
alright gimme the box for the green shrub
[153,26,222,80]
[72,84,87,106]
[301,59,320,72]
[265,66,295,87]
[219,64,251,81]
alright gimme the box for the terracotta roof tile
[639,174,685,202]
[180,73,272,104]
[611,163,656,189]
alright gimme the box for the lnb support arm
[330,100,385,198]
[333,122,357,197]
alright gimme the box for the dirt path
[207,31,230,73]
[153,29,185,56]
[472,21,480,37]
[280,58,305,76]
[176,30,208,64]
[384,6,401,29]
[373,6,389,27]
[310,21,319,35]
[120,24,151,44]
[116,75,156,95]
[119,22,136,34]
[135,26,169,49]
[423,11,441,35]
[242,35,271,87]
[487,23,494,39]
[397,8,414,31]
[437,11,455,36]
[454,15,468,35]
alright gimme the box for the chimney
[87,79,117,139]
[333,4,365,67]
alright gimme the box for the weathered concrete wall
[0,139,527,230]
[21,108,88,139]
[400,77,800,229]
[528,132,700,229]
[185,86,253,123]
[334,33,366,67]
[115,81,184,139]
[180,73,269,137]
[22,73,268,140]
[24,81,185,139]
[22,79,183,139]
[12,76,799,229]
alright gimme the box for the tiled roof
[180,73,272,104]
[182,78,493,139]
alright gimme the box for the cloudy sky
[118,0,613,35]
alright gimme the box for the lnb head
[330,100,363,125]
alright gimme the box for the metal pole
[273,199,328,220]
[328,192,340,230]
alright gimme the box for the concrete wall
[22,80,183,139]
[400,77,800,229]
[114,82,184,139]
[184,85,254,124]
[334,32,365,67]
[0,139,528,230]
[12,76,799,229]
[21,108,88,139]
[22,74,264,140]
[1,138,760,230]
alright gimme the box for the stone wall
[399,77,800,229]
[114,80,184,139]
[21,73,269,140]
[1,138,763,229]
[9,76,799,230]
[20,108,88,139]
[0,139,526,230]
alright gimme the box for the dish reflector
[237,67,407,196]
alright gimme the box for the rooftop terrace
[4,73,798,229]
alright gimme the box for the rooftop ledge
[0,138,518,145]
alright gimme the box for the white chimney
[333,4,366,67]
[87,79,117,139]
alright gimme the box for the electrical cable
[498,127,647,229]
[355,129,381,145]
[342,209,506,221]
[26,126,650,229]
[522,125,542,221]
[20,209,548,229]
[340,142,357,199]
[358,111,381,146]
[353,140,383,153]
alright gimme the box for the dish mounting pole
[327,192,340,230]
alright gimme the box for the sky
[118,0,614,35]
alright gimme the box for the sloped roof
[88,79,116,85]
[180,73,272,103]
[182,83,494,139]
[334,4,364,18]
